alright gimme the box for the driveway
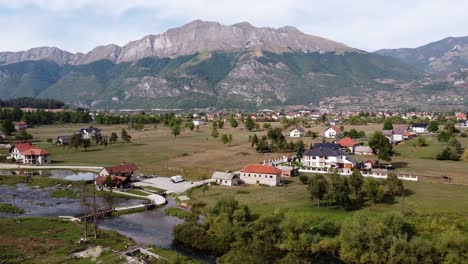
[134,177,214,194]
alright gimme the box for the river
[0,170,215,263]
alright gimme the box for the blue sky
[1,0,467,53]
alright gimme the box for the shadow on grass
[392,161,408,169]
[50,160,65,164]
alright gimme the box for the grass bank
[0,203,25,214]
[0,217,134,263]
[164,207,195,221]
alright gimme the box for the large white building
[411,123,429,134]
[301,147,356,172]
[240,164,282,186]
[10,143,51,165]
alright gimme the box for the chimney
[121,161,126,165]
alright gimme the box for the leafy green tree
[267,127,285,143]
[245,116,255,131]
[211,126,219,138]
[340,213,415,263]
[428,121,439,132]
[109,132,118,144]
[221,134,229,145]
[417,136,428,147]
[217,120,224,129]
[369,131,393,162]
[15,129,33,140]
[383,119,393,130]
[438,131,453,142]
[299,175,309,184]
[121,129,131,143]
[349,169,364,198]
[386,173,404,195]
[228,134,233,145]
[364,178,384,203]
[82,138,91,151]
[71,134,83,150]
[187,121,195,131]
[101,136,108,148]
[1,119,15,135]
[329,174,351,208]
[308,174,329,207]
[256,135,270,153]
[295,140,305,158]
[171,123,181,137]
[230,118,238,128]
[250,134,258,147]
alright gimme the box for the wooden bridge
[70,200,157,221]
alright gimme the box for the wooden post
[93,184,97,239]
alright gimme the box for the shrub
[460,132,467,138]
[299,175,309,184]
[46,138,53,143]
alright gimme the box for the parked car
[170,175,185,183]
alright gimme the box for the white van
[170,175,185,183]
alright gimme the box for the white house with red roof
[240,164,282,186]
[323,126,341,139]
[336,137,360,153]
[9,143,51,165]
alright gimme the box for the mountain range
[0,20,466,111]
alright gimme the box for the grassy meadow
[22,122,468,184]
[189,177,468,217]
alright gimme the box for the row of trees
[306,171,404,208]
[248,127,303,153]
[0,108,92,126]
[69,129,131,151]
[173,196,467,263]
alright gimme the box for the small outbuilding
[211,171,239,186]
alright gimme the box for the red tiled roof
[337,137,359,147]
[104,163,138,174]
[240,164,282,175]
[330,125,341,132]
[22,148,49,156]
[12,143,35,153]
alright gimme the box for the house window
[270,176,273,178]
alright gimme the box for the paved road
[134,177,214,194]
[0,163,103,172]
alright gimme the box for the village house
[458,119,468,128]
[211,171,240,186]
[323,126,341,139]
[276,165,296,177]
[354,146,374,155]
[336,137,360,153]
[289,127,305,138]
[77,126,101,139]
[240,164,282,186]
[455,112,467,120]
[56,135,71,145]
[9,143,51,165]
[192,119,206,126]
[95,175,132,190]
[386,127,414,143]
[301,147,356,172]
[99,162,138,178]
[411,123,429,134]
[14,121,28,130]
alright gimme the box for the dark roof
[304,147,348,157]
[291,127,305,132]
[412,123,428,128]
[79,126,101,133]
[313,143,340,150]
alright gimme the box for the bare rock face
[115,20,356,63]
[0,20,357,66]
[0,47,74,65]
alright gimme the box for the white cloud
[0,0,467,52]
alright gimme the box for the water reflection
[0,169,97,181]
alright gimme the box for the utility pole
[79,182,88,239]
[93,183,98,239]
[12,194,19,223]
